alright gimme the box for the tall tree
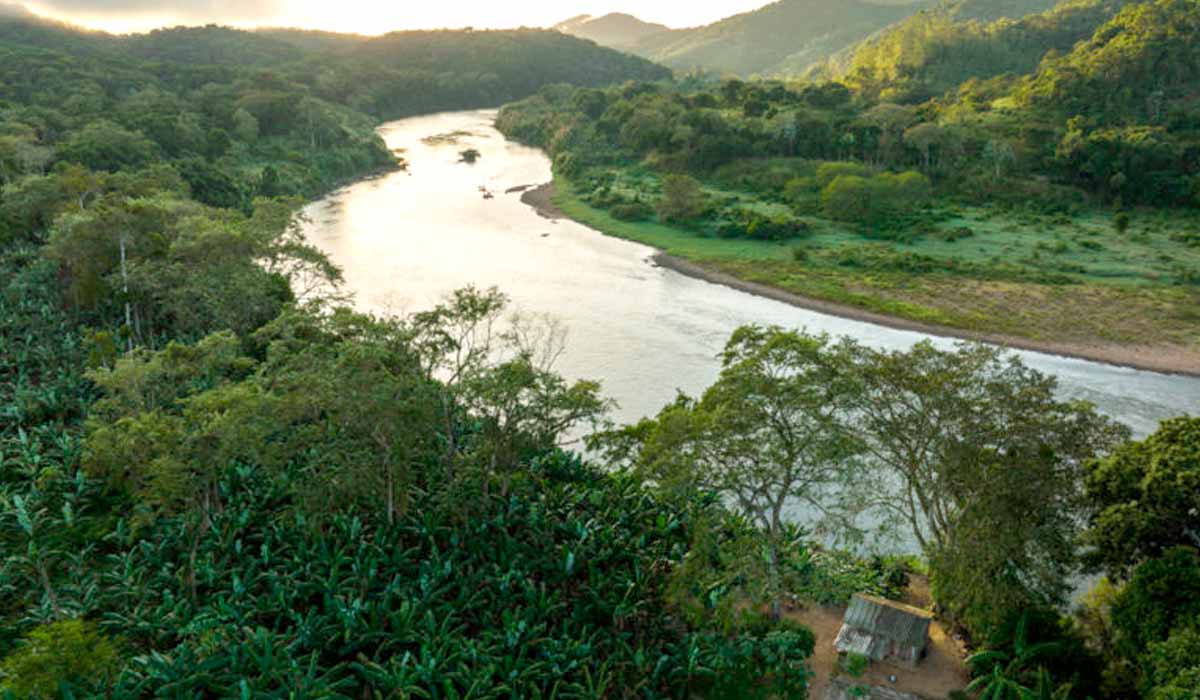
[1082,416,1200,579]
[594,327,873,620]
[839,341,1129,634]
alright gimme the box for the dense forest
[497,0,1200,360]
[0,0,1198,697]
[0,12,668,211]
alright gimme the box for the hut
[834,593,933,670]
[824,677,924,700]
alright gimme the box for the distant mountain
[0,2,33,18]
[555,0,935,77]
[553,13,672,50]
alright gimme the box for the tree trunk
[119,236,133,352]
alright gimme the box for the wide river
[303,110,1200,443]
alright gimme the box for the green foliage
[843,651,869,678]
[1144,627,1200,700]
[610,200,654,221]
[839,340,1128,638]
[1109,547,1200,664]
[821,0,1124,102]
[0,620,120,698]
[619,0,924,77]
[657,174,707,223]
[1083,417,1200,579]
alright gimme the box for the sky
[21,0,776,34]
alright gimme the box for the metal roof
[839,593,932,650]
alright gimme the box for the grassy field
[552,172,1200,368]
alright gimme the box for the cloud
[28,0,285,23]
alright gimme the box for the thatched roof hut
[834,593,933,670]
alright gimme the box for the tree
[861,103,917,165]
[984,139,1017,181]
[967,614,1066,700]
[821,174,878,224]
[839,341,1128,635]
[255,309,441,524]
[58,119,156,172]
[903,122,946,173]
[232,107,259,143]
[1109,547,1200,665]
[593,327,873,620]
[1083,416,1200,579]
[1144,627,1200,700]
[656,173,706,223]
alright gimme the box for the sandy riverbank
[519,180,1200,378]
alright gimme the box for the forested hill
[810,0,1134,101]
[0,8,824,697]
[623,0,932,77]
[0,14,668,209]
[553,13,673,50]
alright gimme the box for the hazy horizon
[18,0,781,35]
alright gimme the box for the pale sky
[22,0,777,34]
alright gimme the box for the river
[302,110,1200,440]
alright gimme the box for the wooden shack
[834,593,933,670]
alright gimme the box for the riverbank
[524,178,1200,378]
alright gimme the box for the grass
[553,170,1200,358]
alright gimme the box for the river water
[302,110,1199,440]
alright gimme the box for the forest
[0,0,1198,697]
[496,0,1200,369]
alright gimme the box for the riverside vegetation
[497,0,1200,371]
[0,2,1198,698]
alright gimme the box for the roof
[838,593,932,650]
[824,677,925,700]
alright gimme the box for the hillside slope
[642,0,930,76]
[810,0,1133,101]
[554,12,672,49]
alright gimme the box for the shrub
[1114,212,1131,233]
[718,208,811,241]
[657,174,706,223]
[816,161,873,188]
[610,201,653,221]
[0,620,121,697]
[821,170,930,229]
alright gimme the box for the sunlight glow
[23,0,778,35]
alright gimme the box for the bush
[717,208,811,241]
[816,161,873,188]
[610,201,653,221]
[0,620,121,697]
[820,170,930,229]
[657,174,707,223]
[1114,212,1131,233]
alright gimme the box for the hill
[553,12,672,49]
[809,0,1131,101]
[569,0,933,76]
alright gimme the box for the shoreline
[521,180,1200,379]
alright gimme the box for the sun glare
[23,0,776,35]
